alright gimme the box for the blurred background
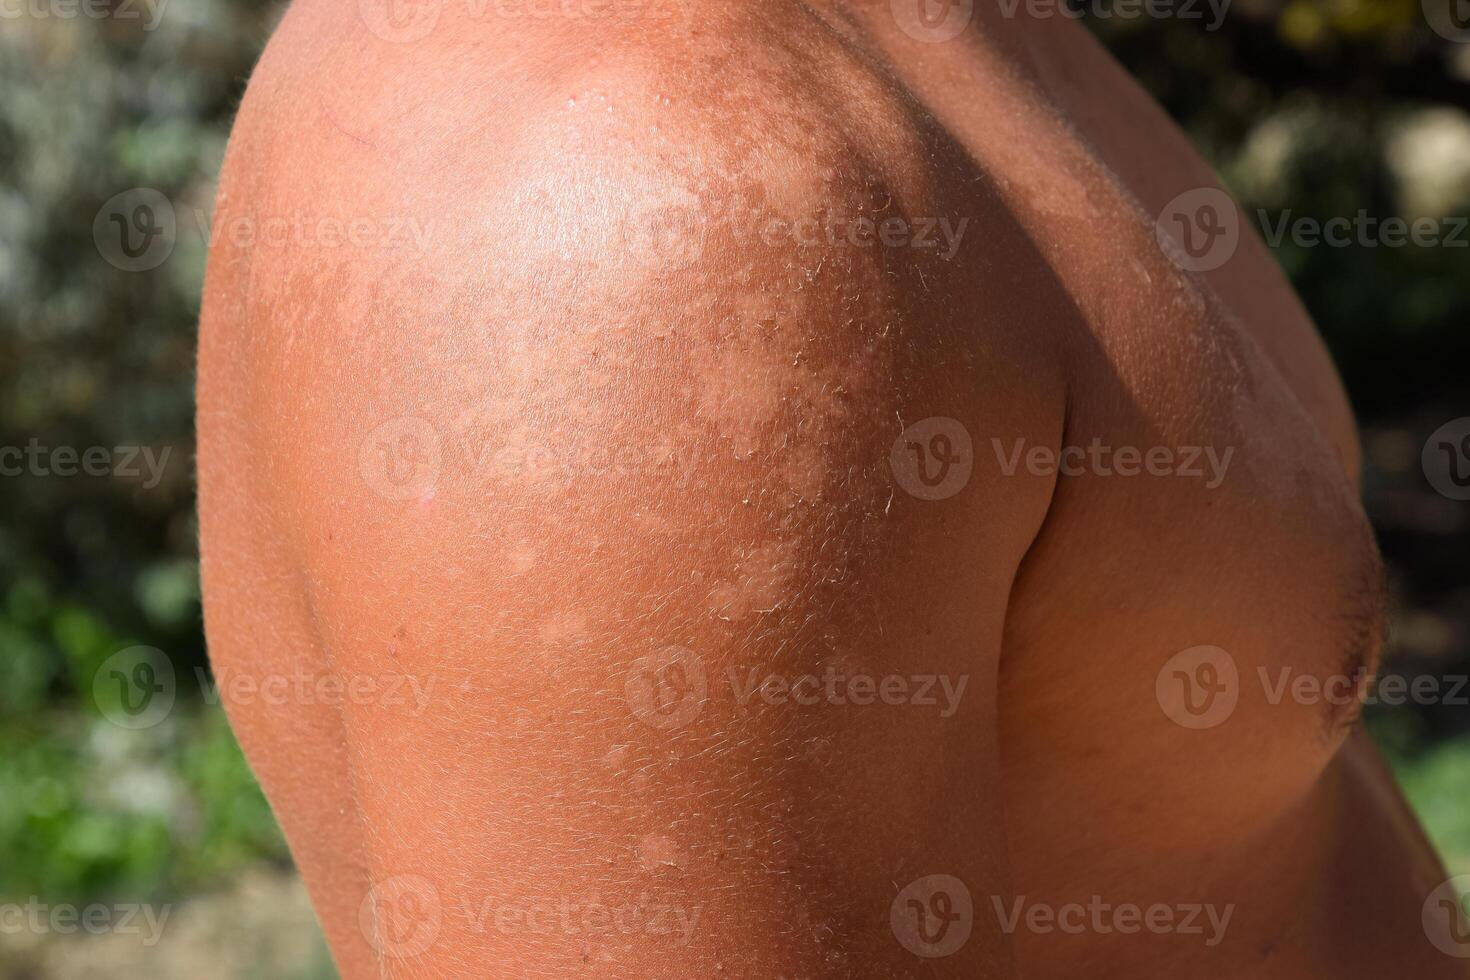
[0,1,1467,976]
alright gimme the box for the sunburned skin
[197,1,1468,977]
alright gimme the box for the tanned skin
[196,1,1467,976]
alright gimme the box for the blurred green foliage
[0,0,1467,951]
[0,570,289,901]
[1097,1,1470,413]
[1393,733,1470,872]
[1,0,290,911]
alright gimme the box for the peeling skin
[783,443,828,502]
[539,609,591,649]
[198,2,1440,979]
[506,539,540,576]
[635,834,685,872]
[696,348,788,460]
[707,540,805,621]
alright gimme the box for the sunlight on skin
[197,1,1465,977]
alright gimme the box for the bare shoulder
[203,0,1075,548]
[199,6,1075,974]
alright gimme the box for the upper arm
[199,10,1071,975]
